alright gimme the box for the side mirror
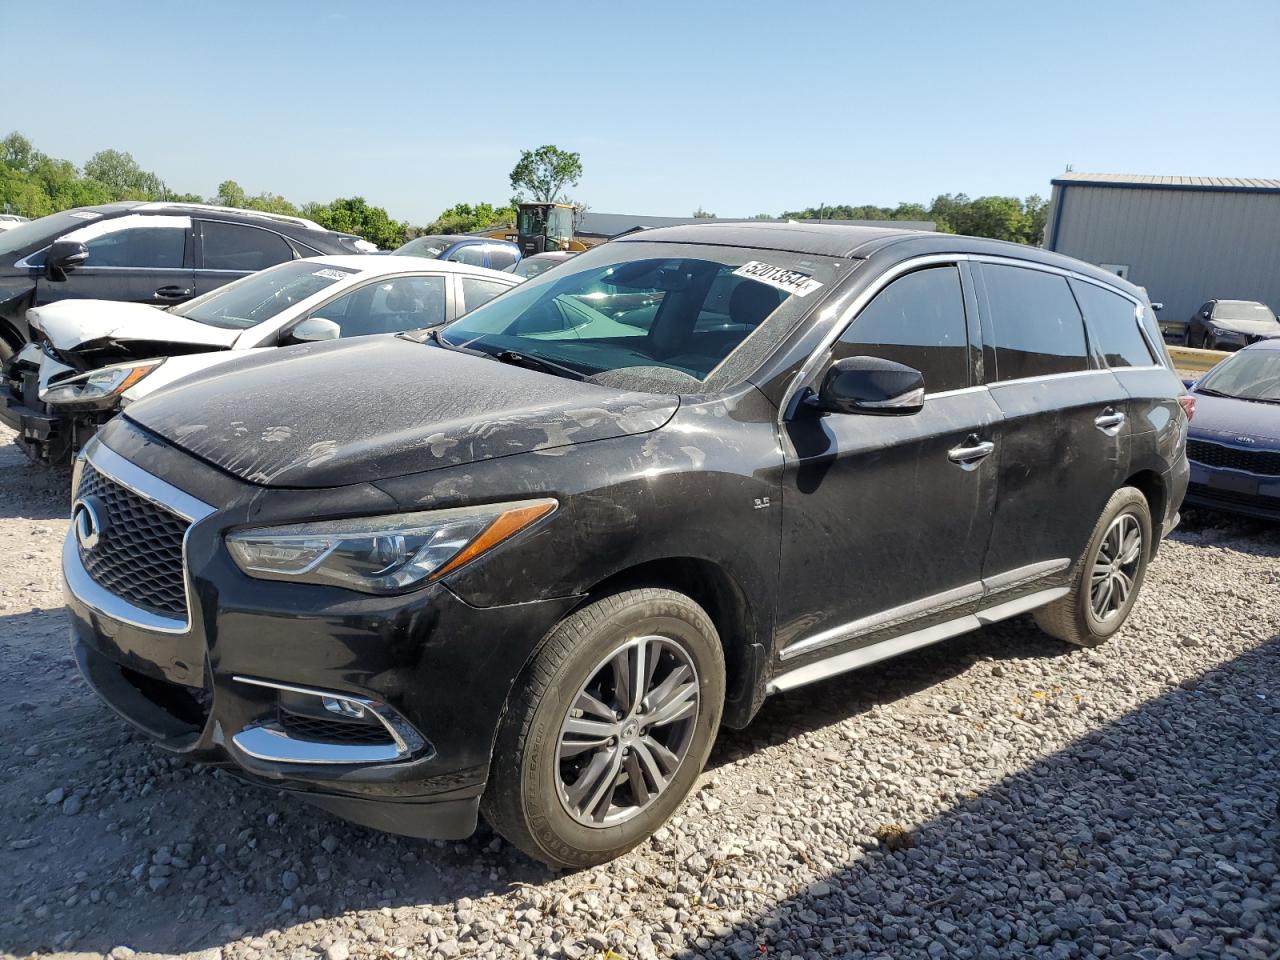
[1149,302,1163,312]
[811,356,925,416]
[1202,310,1211,319]
[288,317,341,344]
[44,239,89,280]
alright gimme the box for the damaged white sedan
[1,255,521,463]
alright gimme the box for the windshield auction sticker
[732,261,824,297]
[312,269,350,281]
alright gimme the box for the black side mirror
[44,239,89,281]
[811,356,925,416]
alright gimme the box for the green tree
[213,179,247,208]
[83,149,166,200]
[426,201,515,235]
[305,197,408,250]
[692,207,716,218]
[509,145,582,203]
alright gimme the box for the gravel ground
[1,421,1277,960]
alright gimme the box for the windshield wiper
[494,350,589,381]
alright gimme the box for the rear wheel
[1033,487,1152,647]
[482,588,724,868]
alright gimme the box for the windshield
[393,236,453,259]
[1214,301,1277,323]
[1197,348,1280,402]
[439,241,844,387]
[512,255,571,279]
[0,209,106,259]
[171,261,358,330]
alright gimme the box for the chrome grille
[1187,439,1280,476]
[76,462,190,619]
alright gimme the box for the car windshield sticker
[732,261,824,298]
[68,211,101,220]
[312,269,349,281]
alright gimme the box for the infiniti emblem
[72,497,105,551]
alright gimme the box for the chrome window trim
[924,384,989,400]
[780,253,969,424]
[63,439,215,635]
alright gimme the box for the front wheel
[1033,487,1152,647]
[482,588,725,868]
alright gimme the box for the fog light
[322,696,366,719]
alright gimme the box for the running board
[765,586,1068,695]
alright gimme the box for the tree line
[3,131,1050,248]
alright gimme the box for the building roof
[1051,172,1280,193]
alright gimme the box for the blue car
[1183,338,1280,520]
[391,234,520,271]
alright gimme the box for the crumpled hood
[28,299,238,353]
[1209,317,1280,338]
[1188,390,1280,444]
[123,335,679,487]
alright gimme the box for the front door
[775,263,1001,669]
[37,214,194,307]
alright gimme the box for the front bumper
[1184,459,1280,521]
[64,437,579,839]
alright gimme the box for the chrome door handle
[1094,409,1126,435]
[948,438,995,468]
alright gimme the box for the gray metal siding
[1047,184,1280,324]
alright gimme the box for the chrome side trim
[230,675,427,765]
[982,558,1070,595]
[63,440,215,635]
[779,581,983,661]
[768,585,1070,695]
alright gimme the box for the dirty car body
[64,223,1189,857]
[2,256,521,463]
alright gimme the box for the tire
[1033,487,1152,647]
[482,587,725,868]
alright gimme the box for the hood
[1208,317,1280,338]
[1188,389,1280,445]
[27,299,237,370]
[123,336,680,487]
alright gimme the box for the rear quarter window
[1070,279,1155,368]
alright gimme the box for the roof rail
[135,202,325,231]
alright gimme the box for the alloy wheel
[556,634,700,827]
[1089,513,1143,622]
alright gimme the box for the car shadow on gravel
[681,636,1280,959]
[1172,509,1280,559]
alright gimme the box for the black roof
[620,221,1145,299]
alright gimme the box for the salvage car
[63,222,1188,868]
[1183,338,1280,519]
[0,202,375,362]
[2,256,520,463]
[507,250,579,279]
[0,213,30,233]
[392,234,521,270]
[1182,299,1280,350]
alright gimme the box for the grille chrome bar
[64,439,215,634]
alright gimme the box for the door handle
[154,285,192,301]
[1094,408,1126,435]
[948,436,995,469]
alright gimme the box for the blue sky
[3,0,1277,224]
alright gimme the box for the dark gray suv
[63,222,1189,867]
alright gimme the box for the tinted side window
[447,244,487,267]
[1071,280,1154,368]
[85,226,185,268]
[486,246,519,270]
[982,264,1088,380]
[833,265,970,394]
[201,221,293,272]
[318,275,448,338]
[461,277,511,312]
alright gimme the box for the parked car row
[1159,298,1280,350]
[56,221,1194,867]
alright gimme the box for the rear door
[774,261,1002,666]
[975,260,1131,586]
[36,214,193,307]
[194,220,297,295]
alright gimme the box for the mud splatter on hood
[123,336,679,487]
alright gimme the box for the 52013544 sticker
[731,261,824,298]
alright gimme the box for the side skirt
[765,586,1067,695]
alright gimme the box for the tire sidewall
[520,594,724,865]
[1078,490,1152,642]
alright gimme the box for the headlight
[1208,326,1241,339]
[39,358,164,409]
[226,499,557,594]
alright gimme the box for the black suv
[64,223,1188,867]
[0,202,370,361]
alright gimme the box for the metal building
[1043,173,1280,324]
